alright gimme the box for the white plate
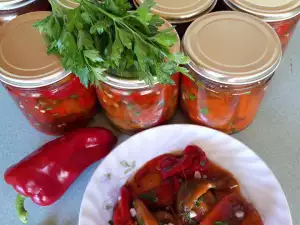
[79,124,292,225]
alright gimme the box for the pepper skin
[4,127,117,223]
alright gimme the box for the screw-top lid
[134,0,217,23]
[55,0,78,9]
[104,19,181,89]
[183,11,282,86]
[224,0,300,21]
[0,11,69,88]
[0,0,34,10]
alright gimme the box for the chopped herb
[194,196,204,207]
[69,94,79,99]
[188,93,196,100]
[35,123,41,127]
[180,211,197,225]
[215,221,228,225]
[45,107,53,111]
[244,91,251,95]
[200,159,206,166]
[200,107,209,115]
[127,104,134,110]
[34,0,191,87]
[139,190,158,203]
[27,114,33,117]
[135,111,141,116]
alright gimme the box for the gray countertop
[1,25,300,225]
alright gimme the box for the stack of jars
[0,0,298,136]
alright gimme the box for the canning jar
[96,21,181,134]
[0,12,97,135]
[133,0,217,37]
[181,11,282,134]
[0,0,50,26]
[223,0,300,52]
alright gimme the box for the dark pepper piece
[4,127,117,223]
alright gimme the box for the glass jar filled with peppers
[96,21,181,134]
[133,0,217,37]
[223,0,300,52]
[181,11,282,134]
[0,0,50,26]
[0,12,97,135]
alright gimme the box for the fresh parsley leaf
[194,196,204,207]
[34,0,191,87]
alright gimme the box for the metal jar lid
[133,0,217,23]
[224,0,300,21]
[103,19,181,90]
[54,0,78,9]
[0,11,70,89]
[182,11,282,86]
[0,0,35,10]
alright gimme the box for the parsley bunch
[34,0,190,87]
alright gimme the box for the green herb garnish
[34,0,190,87]
[215,221,228,225]
[200,107,209,115]
[139,190,158,202]
[194,196,204,207]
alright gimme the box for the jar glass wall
[3,74,97,135]
[222,0,300,52]
[96,74,179,134]
[181,69,270,134]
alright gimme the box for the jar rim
[223,0,300,21]
[182,11,282,86]
[0,12,70,89]
[133,0,217,24]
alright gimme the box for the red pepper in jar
[4,128,117,223]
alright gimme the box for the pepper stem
[15,194,28,224]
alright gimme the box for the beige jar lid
[134,0,217,23]
[103,19,181,90]
[0,0,34,10]
[182,11,282,86]
[0,11,69,88]
[224,0,300,21]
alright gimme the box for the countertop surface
[1,25,300,225]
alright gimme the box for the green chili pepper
[15,194,28,224]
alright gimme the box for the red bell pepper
[4,127,117,224]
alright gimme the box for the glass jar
[0,12,97,135]
[96,20,181,134]
[223,0,300,52]
[181,11,282,134]
[0,0,50,26]
[133,0,217,38]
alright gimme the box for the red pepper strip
[159,145,208,179]
[4,127,117,223]
[160,154,193,179]
[200,192,257,225]
[113,186,133,225]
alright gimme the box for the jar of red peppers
[96,21,180,134]
[223,0,300,52]
[181,11,282,134]
[0,12,97,135]
[133,0,217,37]
[0,0,50,26]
